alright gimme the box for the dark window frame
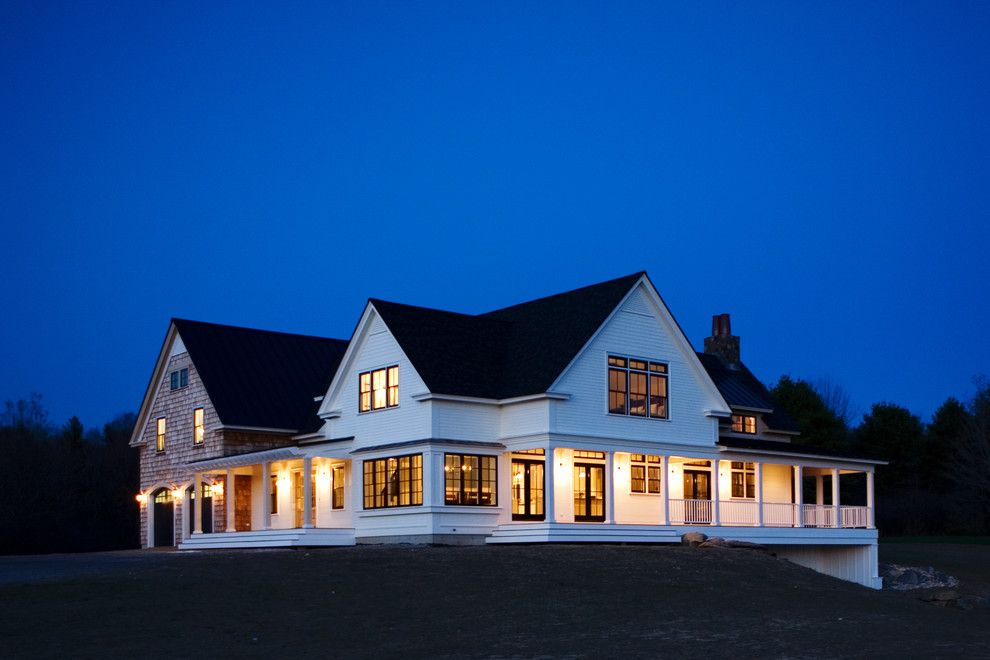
[731,414,758,434]
[362,453,423,509]
[169,368,189,391]
[359,365,400,413]
[607,355,669,420]
[630,454,662,494]
[444,453,498,506]
[270,474,278,514]
[730,461,756,499]
[332,465,345,509]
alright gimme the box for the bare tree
[812,376,856,426]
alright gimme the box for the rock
[956,596,989,611]
[681,532,707,546]
[880,563,959,591]
[697,537,772,554]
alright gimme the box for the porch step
[178,528,356,549]
[486,523,681,544]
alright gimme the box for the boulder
[681,532,707,546]
[698,537,773,554]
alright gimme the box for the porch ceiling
[185,447,303,471]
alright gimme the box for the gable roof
[370,272,645,400]
[170,319,348,432]
[695,352,800,433]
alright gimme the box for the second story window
[193,408,205,444]
[607,356,668,419]
[156,418,166,452]
[170,368,188,390]
[359,365,399,412]
[731,414,757,434]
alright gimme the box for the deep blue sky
[1,1,987,429]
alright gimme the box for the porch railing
[664,500,871,529]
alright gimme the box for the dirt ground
[0,543,988,658]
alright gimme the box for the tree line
[0,394,138,555]
[771,376,990,535]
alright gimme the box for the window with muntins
[363,454,423,509]
[359,366,399,412]
[156,418,166,452]
[193,408,205,444]
[630,454,662,494]
[731,461,756,498]
[444,453,497,506]
[607,356,668,419]
[332,465,345,509]
[270,474,278,514]
[169,368,188,390]
[731,414,757,434]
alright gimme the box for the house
[129,273,884,588]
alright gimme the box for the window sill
[629,492,663,497]
[606,412,671,422]
[357,405,400,415]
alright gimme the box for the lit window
[156,418,166,452]
[193,408,205,444]
[359,366,399,412]
[731,414,758,434]
[270,474,278,514]
[573,451,605,459]
[444,453,497,506]
[362,454,422,509]
[170,368,188,390]
[332,465,344,510]
[630,454,662,494]
[730,461,756,499]
[607,356,668,419]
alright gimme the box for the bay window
[444,453,497,506]
[363,454,422,509]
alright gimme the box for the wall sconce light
[171,488,183,501]
[135,493,147,505]
[212,481,224,497]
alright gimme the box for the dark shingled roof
[370,272,645,400]
[695,352,800,433]
[718,436,885,463]
[172,319,348,432]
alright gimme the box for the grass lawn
[1,544,988,658]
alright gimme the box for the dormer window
[359,365,399,412]
[607,355,668,419]
[170,368,188,390]
[731,414,757,434]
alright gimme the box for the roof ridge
[171,318,348,344]
[367,298,486,320]
[480,271,645,316]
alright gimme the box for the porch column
[793,465,804,527]
[711,460,720,526]
[225,469,236,532]
[755,462,763,527]
[815,475,824,505]
[866,470,875,529]
[545,448,555,523]
[606,451,616,524]
[302,457,314,529]
[831,468,841,528]
[193,471,203,534]
[660,455,670,525]
[261,462,271,530]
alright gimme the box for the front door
[153,489,174,547]
[573,463,605,522]
[511,459,545,521]
[683,470,711,524]
[187,485,213,535]
[234,474,252,531]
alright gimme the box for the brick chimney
[704,313,740,364]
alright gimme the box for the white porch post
[661,455,670,525]
[815,475,824,505]
[261,462,271,530]
[793,465,804,527]
[755,462,763,527]
[302,456,314,529]
[711,460,720,526]
[866,470,875,529]
[832,468,841,528]
[544,448,555,523]
[606,451,616,524]
[193,472,203,534]
[225,469,235,532]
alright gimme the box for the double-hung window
[630,454,662,494]
[607,356,668,419]
[193,408,205,444]
[444,453,497,506]
[332,465,345,510]
[362,454,423,509]
[156,418,166,452]
[730,461,756,499]
[169,368,188,390]
[359,366,399,412]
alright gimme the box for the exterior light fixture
[135,493,147,504]
[212,481,224,496]
[171,488,183,501]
